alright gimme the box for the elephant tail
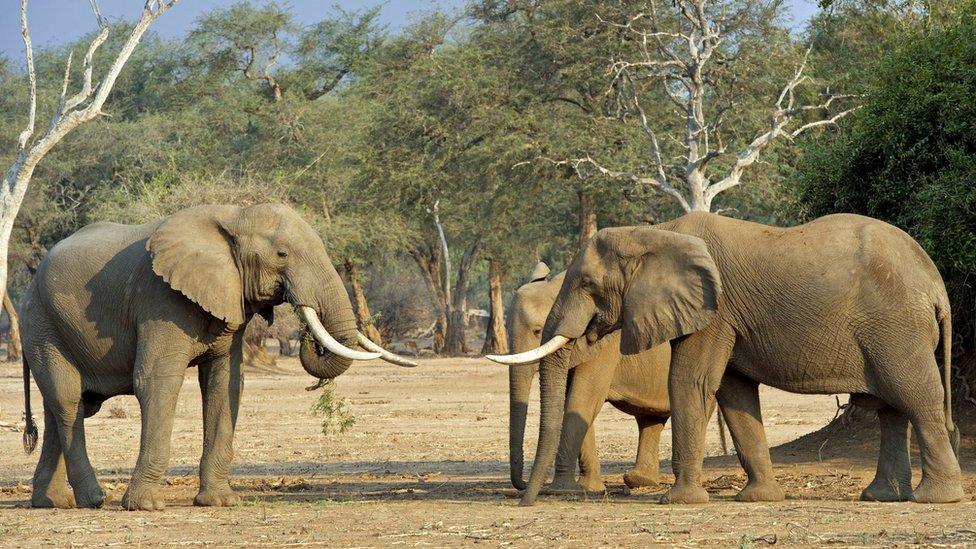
[22,356,38,454]
[937,305,959,457]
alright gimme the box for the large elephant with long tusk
[19,203,416,511]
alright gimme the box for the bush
[788,5,976,347]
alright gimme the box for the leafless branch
[16,0,36,152]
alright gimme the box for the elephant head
[147,203,415,381]
[487,227,721,505]
[504,261,625,491]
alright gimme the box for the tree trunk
[3,291,20,363]
[443,241,481,356]
[410,245,448,353]
[344,260,382,345]
[577,189,598,251]
[481,259,508,355]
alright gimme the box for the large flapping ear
[529,261,550,282]
[147,205,246,326]
[617,228,721,355]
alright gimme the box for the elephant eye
[532,328,542,337]
[277,250,288,258]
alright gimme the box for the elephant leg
[576,424,606,493]
[874,354,963,503]
[195,336,244,507]
[624,415,666,488]
[31,405,75,508]
[550,363,612,494]
[860,406,912,502]
[122,343,187,511]
[661,324,735,505]
[715,369,784,502]
[36,351,104,509]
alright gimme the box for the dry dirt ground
[1,356,976,547]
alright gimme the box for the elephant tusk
[300,307,381,361]
[357,332,418,367]
[484,335,570,365]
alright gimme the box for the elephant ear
[529,261,550,282]
[147,205,245,326]
[619,229,721,355]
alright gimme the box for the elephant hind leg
[874,353,963,503]
[624,415,666,488]
[28,340,104,509]
[860,406,912,502]
[31,405,75,509]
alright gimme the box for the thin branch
[789,105,861,138]
[64,25,110,112]
[16,0,36,153]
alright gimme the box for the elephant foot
[71,482,106,509]
[31,487,76,509]
[659,483,709,505]
[735,480,785,502]
[912,477,964,504]
[544,477,587,495]
[623,470,661,489]
[860,477,912,502]
[122,482,166,511]
[577,475,607,494]
[194,487,240,507]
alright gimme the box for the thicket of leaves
[789,3,976,347]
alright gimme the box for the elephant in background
[499,212,962,506]
[506,262,670,493]
[20,203,415,511]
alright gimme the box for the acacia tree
[188,2,292,102]
[0,0,179,331]
[552,0,858,213]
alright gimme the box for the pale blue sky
[1,0,822,62]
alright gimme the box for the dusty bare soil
[1,356,976,547]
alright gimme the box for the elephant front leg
[624,416,666,488]
[715,369,784,502]
[122,352,186,511]
[661,325,735,505]
[575,425,606,493]
[195,338,243,507]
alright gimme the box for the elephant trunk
[294,275,359,380]
[508,363,536,490]
[520,345,571,506]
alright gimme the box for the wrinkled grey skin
[21,204,358,511]
[508,266,670,493]
[525,212,962,506]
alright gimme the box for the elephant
[19,203,416,511]
[506,261,670,494]
[491,212,962,506]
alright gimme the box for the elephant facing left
[19,203,415,511]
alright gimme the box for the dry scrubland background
[1,357,976,547]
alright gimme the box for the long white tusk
[357,332,418,367]
[300,307,381,361]
[484,335,570,365]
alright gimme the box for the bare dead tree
[0,0,179,315]
[550,0,859,213]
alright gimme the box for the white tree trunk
[0,0,178,301]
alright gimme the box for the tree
[187,2,292,102]
[545,0,857,213]
[789,3,976,352]
[0,0,179,340]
